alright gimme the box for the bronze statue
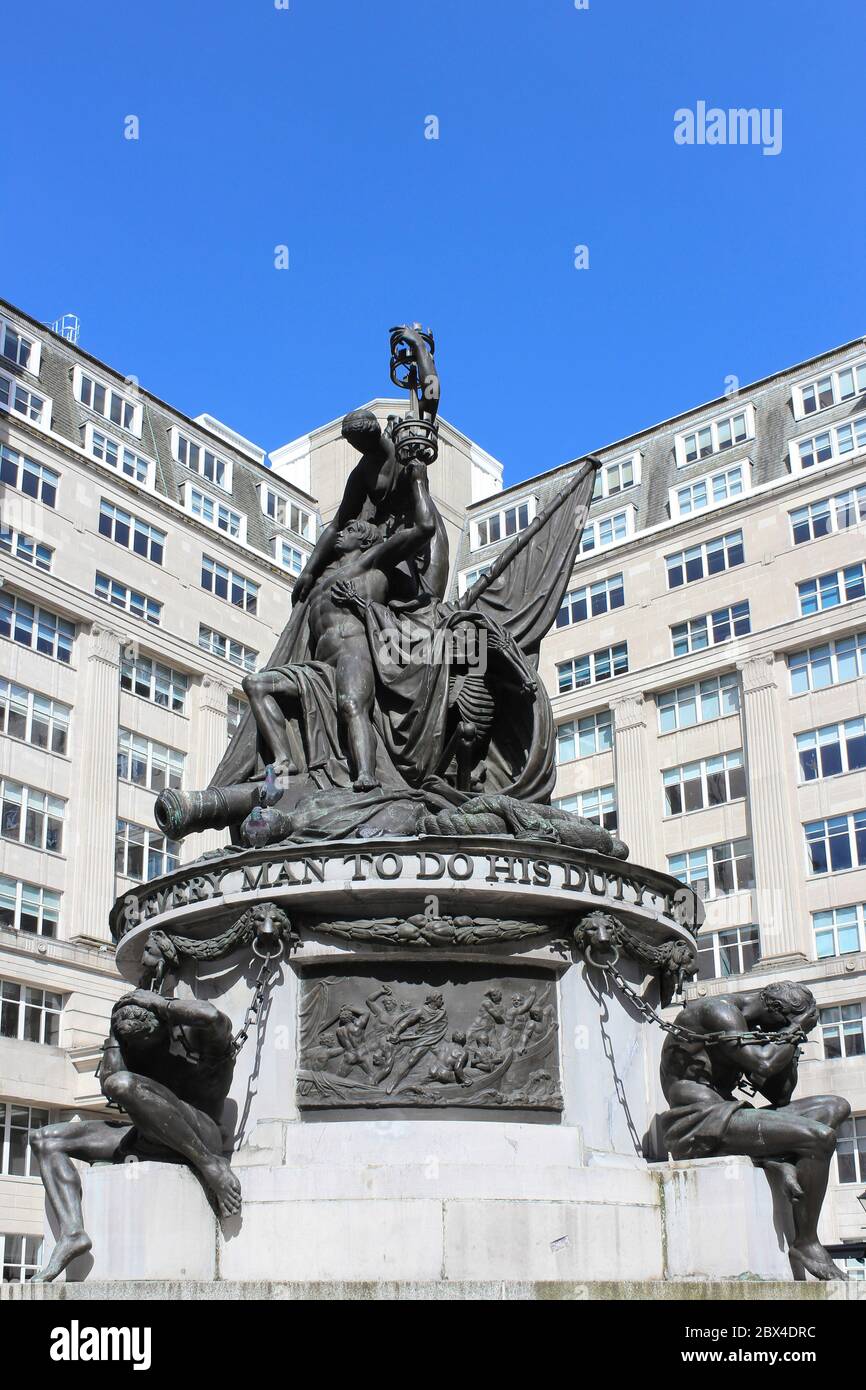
[659,981,851,1281]
[32,989,240,1283]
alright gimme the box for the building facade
[0,295,864,1278]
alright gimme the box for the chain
[232,939,284,1058]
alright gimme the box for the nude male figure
[243,461,435,790]
[31,989,241,1283]
[659,980,850,1281]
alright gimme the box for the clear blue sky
[3,0,864,486]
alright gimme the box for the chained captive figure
[659,981,850,1280]
[31,989,240,1282]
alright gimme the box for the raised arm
[358,464,436,571]
[292,465,369,603]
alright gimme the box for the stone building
[0,295,864,1278]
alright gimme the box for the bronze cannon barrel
[154,784,260,840]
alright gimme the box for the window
[198,625,257,672]
[0,445,58,506]
[0,368,50,428]
[836,1116,866,1185]
[260,487,313,539]
[98,501,165,564]
[173,429,230,490]
[677,407,753,467]
[186,486,243,539]
[672,463,748,519]
[1,1233,42,1283]
[75,369,139,435]
[592,453,641,500]
[795,360,866,418]
[665,531,744,588]
[120,654,188,713]
[663,750,746,816]
[227,695,246,737]
[668,839,755,900]
[556,710,613,762]
[95,573,162,626]
[471,497,536,551]
[788,631,866,694]
[0,982,62,1045]
[0,680,70,755]
[0,780,65,853]
[557,575,624,627]
[553,784,618,831]
[272,539,305,576]
[671,601,750,657]
[837,1255,866,1280]
[117,730,184,793]
[557,643,628,693]
[0,877,60,937]
[797,720,866,782]
[798,564,865,616]
[656,672,741,733]
[697,925,761,980]
[87,426,152,486]
[458,564,492,595]
[116,820,180,881]
[0,1103,49,1175]
[790,485,866,545]
[813,904,866,960]
[790,414,866,473]
[201,556,258,613]
[579,507,634,554]
[0,520,52,571]
[0,315,40,373]
[0,594,75,664]
[821,1004,865,1060]
[805,811,866,875]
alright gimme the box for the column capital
[198,676,232,716]
[87,623,123,667]
[737,651,777,695]
[611,693,646,732]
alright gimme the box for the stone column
[737,652,808,964]
[611,694,659,867]
[67,624,122,945]
[189,676,232,859]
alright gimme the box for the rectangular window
[115,820,180,881]
[120,654,188,713]
[0,876,60,937]
[95,573,162,626]
[98,501,165,564]
[0,316,40,373]
[201,556,258,613]
[790,484,866,545]
[187,486,243,539]
[0,1233,43,1283]
[0,445,58,506]
[791,414,866,473]
[272,539,305,576]
[76,370,139,434]
[0,1102,50,1175]
[798,564,865,616]
[0,981,62,1046]
[0,520,53,571]
[677,407,753,467]
[556,575,624,627]
[198,625,257,672]
[227,695,246,737]
[592,453,641,500]
[88,427,152,486]
[553,784,617,831]
[797,720,866,783]
[788,630,866,694]
[117,730,184,794]
[668,839,755,900]
[671,601,750,657]
[672,463,747,519]
[579,507,633,554]
[0,780,65,854]
[836,1116,866,1185]
[697,924,761,980]
[0,680,70,755]
[260,487,314,539]
[665,531,744,588]
[557,643,628,693]
[805,810,866,876]
[0,369,50,428]
[174,430,230,490]
[795,360,866,418]
[663,750,746,816]
[555,710,613,762]
[820,1003,865,1061]
[656,672,741,734]
[0,594,75,664]
[471,497,536,551]
[813,904,866,960]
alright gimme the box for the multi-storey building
[1,293,864,1279]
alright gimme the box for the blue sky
[2,0,864,486]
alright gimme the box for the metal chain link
[232,939,284,1058]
